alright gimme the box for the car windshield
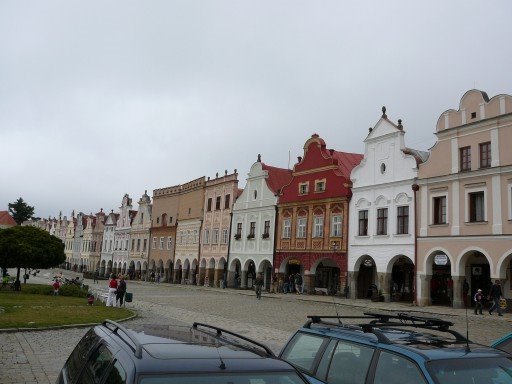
[428,357,512,384]
[138,372,306,384]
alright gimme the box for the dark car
[279,312,512,384]
[57,320,309,384]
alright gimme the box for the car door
[58,329,100,384]
[371,350,427,384]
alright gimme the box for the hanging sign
[363,259,373,267]
[434,254,448,266]
[288,259,301,265]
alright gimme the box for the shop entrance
[470,264,491,306]
[390,257,414,302]
[357,257,376,299]
[430,264,452,306]
[314,262,340,295]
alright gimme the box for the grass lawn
[0,289,134,329]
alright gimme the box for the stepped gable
[261,163,293,194]
[0,211,17,227]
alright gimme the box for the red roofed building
[275,134,363,294]
[0,211,17,228]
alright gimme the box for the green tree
[0,226,65,289]
[8,197,35,225]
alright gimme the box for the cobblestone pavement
[1,269,511,383]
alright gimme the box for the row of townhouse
[27,89,512,308]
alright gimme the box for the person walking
[271,274,278,294]
[488,280,503,316]
[93,269,99,284]
[295,273,303,294]
[474,289,483,315]
[254,273,264,299]
[116,275,127,307]
[106,274,118,307]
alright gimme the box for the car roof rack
[306,312,468,344]
[103,319,144,359]
[192,322,275,357]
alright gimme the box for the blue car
[279,312,512,384]
[57,320,309,384]
[493,332,512,355]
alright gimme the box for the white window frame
[222,229,228,244]
[465,185,487,223]
[204,229,210,244]
[159,237,164,250]
[315,179,326,192]
[283,218,291,238]
[313,216,324,237]
[167,237,172,250]
[152,237,157,249]
[331,215,342,236]
[430,191,449,225]
[297,217,307,238]
[194,230,199,243]
[299,182,309,195]
[213,228,219,244]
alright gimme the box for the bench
[315,287,328,295]
[94,288,109,303]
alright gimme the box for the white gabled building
[349,107,428,302]
[228,155,292,290]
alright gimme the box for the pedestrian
[254,273,264,299]
[488,280,503,316]
[288,274,294,293]
[295,273,303,294]
[116,275,127,307]
[52,279,60,296]
[474,289,483,315]
[234,271,240,288]
[94,269,99,284]
[106,274,118,307]
[462,278,469,307]
[156,272,161,284]
[150,271,155,283]
[271,274,278,294]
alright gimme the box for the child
[474,289,483,315]
[52,279,60,296]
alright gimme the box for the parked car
[492,332,512,355]
[57,320,309,384]
[279,312,512,384]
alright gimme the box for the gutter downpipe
[412,182,419,306]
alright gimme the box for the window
[313,216,324,237]
[224,194,230,209]
[64,329,98,382]
[326,341,375,384]
[248,222,256,238]
[236,223,242,236]
[204,229,210,244]
[222,229,228,244]
[263,220,270,238]
[140,212,144,224]
[373,351,426,384]
[297,217,307,238]
[479,142,491,168]
[143,239,147,252]
[315,180,326,192]
[433,196,447,224]
[215,196,221,210]
[469,191,485,222]
[283,218,291,238]
[194,230,199,243]
[77,344,114,384]
[377,208,388,235]
[131,239,135,251]
[331,215,342,236]
[396,206,409,234]
[167,237,172,250]
[156,217,160,224]
[136,239,140,251]
[299,182,309,195]
[207,198,212,212]
[460,146,471,171]
[152,237,156,249]
[280,333,326,373]
[159,237,164,250]
[358,210,368,236]
[213,229,219,244]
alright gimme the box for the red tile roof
[331,151,364,178]
[261,163,293,194]
[0,211,17,227]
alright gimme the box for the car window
[280,333,327,373]
[326,340,374,384]
[373,351,426,384]
[493,335,512,355]
[428,357,512,384]
[78,344,115,384]
[138,372,306,384]
[103,360,127,384]
[64,329,99,382]
[315,340,337,379]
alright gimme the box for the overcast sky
[1,1,511,220]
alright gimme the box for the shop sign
[434,254,448,266]
[288,259,301,265]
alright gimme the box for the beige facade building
[129,191,152,279]
[199,171,239,287]
[416,90,512,307]
[173,177,206,284]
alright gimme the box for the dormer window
[299,182,309,195]
[315,180,326,192]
